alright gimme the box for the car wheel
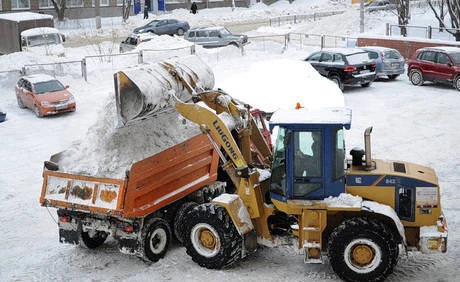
[330,75,344,91]
[388,74,399,80]
[361,82,372,88]
[16,96,25,108]
[177,28,185,36]
[34,105,43,117]
[409,69,424,86]
[454,75,460,91]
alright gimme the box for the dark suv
[407,46,460,91]
[304,48,376,91]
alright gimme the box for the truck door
[292,130,324,199]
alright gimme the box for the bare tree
[395,0,410,36]
[51,0,67,22]
[122,0,133,22]
[428,0,460,41]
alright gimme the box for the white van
[21,27,66,56]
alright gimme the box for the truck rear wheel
[174,201,198,244]
[81,230,108,249]
[184,203,242,269]
[327,217,398,282]
[141,218,171,262]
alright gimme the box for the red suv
[407,46,460,91]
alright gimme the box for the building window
[92,0,110,6]
[12,0,31,9]
[39,0,54,8]
[68,0,84,7]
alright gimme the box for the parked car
[304,48,376,91]
[119,33,158,53]
[362,46,405,80]
[407,46,460,91]
[184,26,248,48]
[0,109,6,122]
[15,74,76,117]
[133,19,190,36]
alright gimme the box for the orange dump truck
[40,133,225,261]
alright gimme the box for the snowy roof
[269,107,352,129]
[320,48,367,55]
[419,46,460,53]
[0,12,53,22]
[21,27,60,36]
[23,74,56,83]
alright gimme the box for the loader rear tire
[174,201,198,244]
[141,218,171,262]
[328,217,398,282]
[81,230,108,249]
[184,203,242,269]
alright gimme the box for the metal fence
[13,33,358,81]
[19,45,196,81]
[387,23,460,41]
[269,11,345,27]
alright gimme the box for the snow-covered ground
[1,1,459,281]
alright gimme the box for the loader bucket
[114,55,215,126]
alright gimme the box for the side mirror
[65,85,70,89]
[447,62,453,67]
[60,34,66,42]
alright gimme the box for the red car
[15,74,76,117]
[407,46,460,91]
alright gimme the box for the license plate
[56,105,67,110]
[360,69,370,74]
[391,63,400,68]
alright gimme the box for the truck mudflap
[40,170,125,215]
[419,215,448,253]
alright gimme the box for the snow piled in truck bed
[57,96,201,178]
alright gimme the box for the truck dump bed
[40,134,220,218]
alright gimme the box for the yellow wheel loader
[103,56,448,282]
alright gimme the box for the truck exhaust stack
[114,56,215,126]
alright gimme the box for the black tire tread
[173,201,198,244]
[141,217,171,262]
[80,230,108,249]
[327,217,398,282]
[184,203,242,269]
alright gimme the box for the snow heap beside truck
[0,12,65,56]
[40,56,447,282]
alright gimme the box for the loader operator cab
[268,107,351,201]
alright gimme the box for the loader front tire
[81,230,108,249]
[328,217,398,282]
[184,203,242,269]
[141,218,171,262]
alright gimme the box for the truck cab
[269,107,351,201]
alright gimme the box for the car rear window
[34,80,65,94]
[384,50,402,59]
[346,52,370,64]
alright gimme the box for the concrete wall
[357,36,460,60]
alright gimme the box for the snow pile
[322,193,362,208]
[218,58,344,112]
[57,96,201,178]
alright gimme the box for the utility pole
[360,0,364,33]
